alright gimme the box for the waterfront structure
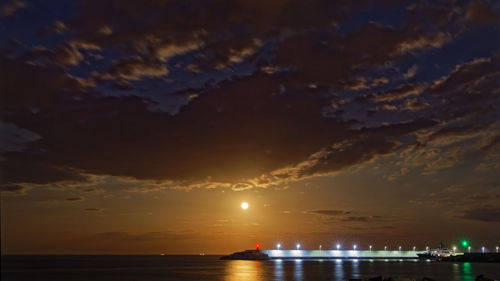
[262,249,423,259]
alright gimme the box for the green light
[462,240,469,247]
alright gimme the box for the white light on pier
[426,246,429,251]
[353,244,357,250]
[319,245,322,250]
[336,244,341,250]
[453,246,457,253]
[468,246,471,253]
[277,243,281,250]
[399,246,402,251]
[413,246,416,251]
[482,246,485,253]
[369,245,372,251]
[496,246,499,253]
[384,246,387,251]
[296,244,301,250]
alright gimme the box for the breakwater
[441,253,500,263]
[262,250,422,259]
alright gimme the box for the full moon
[241,202,249,210]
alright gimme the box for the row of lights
[456,246,500,253]
[277,244,407,251]
[274,244,500,253]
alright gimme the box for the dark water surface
[2,255,500,281]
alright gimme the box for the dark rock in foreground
[220,250,270,260]
[475,274,496,281]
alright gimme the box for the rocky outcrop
[475,274,496,281]
[220,250,270,260]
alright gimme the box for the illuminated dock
[261,250,422,259]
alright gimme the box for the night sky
[0,0,499,254]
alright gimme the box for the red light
[256,243,260,249]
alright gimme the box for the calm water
[2,255,500,281]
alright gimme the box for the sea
[2,255,500,281]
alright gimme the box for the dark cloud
[59,0,455,81]
[0,121,40,155]
[231,183,254,191]
[0,55,88,112]
[18,43,89,67]
[66,197,84,201]
[1,0,498,192]
[415,121,495,149]
[410,183,500,208]
[51,44,86,66]
[307,209,384,223]
[465,1,498,25]
[401,98,429,112]
[94,56,169,82]
[341,216,383,222]
[84,208,101,211]
[427,123,492,143]
[0,184,25,193]
[405,1,464,32]
[38,20,68,35]
[467,194,500,201]
[306,210,352,216]
[68,0,400,58]
[2,159,89,185]
[480,134,500,154]
[295,118,437,178]
[275,24,449,86]
[348,225,396,231]
[0,50,440,188]
[361,83,425,103]
[93,231,193,241]
[1,58,356,186]
[0,0,26,17]
[429,57,500,106]
[454,205,500,222]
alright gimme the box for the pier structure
[261,249,423,259]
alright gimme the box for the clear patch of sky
[0,0,275,115]
[346,24,500,97]
[336,23,500,128]
[69,44,132,77]
[3,0,498,118]
[403,25,500,83]
[338,1,409,36]
[93,42,276,114]
[0,0,77,50]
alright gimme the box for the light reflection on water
[453,263,460,281]
[4,255,500,281]
[334,259,344,280]
[294,259,304,281]
[273,260,284,281]
[224,260,263,281]
[462,262,473,281]
[351,260,360,279]
[221,259,499,281]
[223,259,497,281]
